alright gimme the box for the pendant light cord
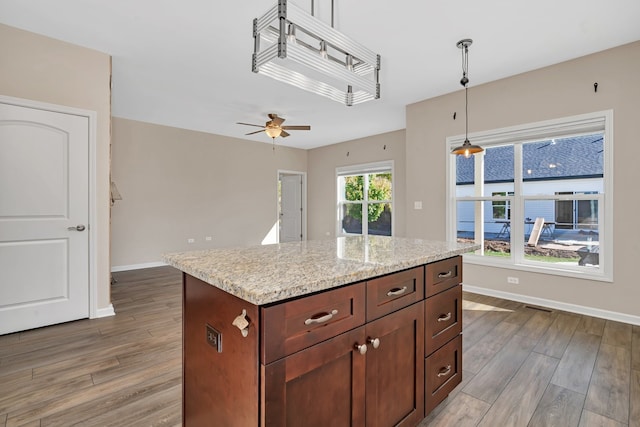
[461,43,469,141]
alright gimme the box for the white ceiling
[1,0,639,149]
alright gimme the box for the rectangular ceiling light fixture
[252,0,381,106]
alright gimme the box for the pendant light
[451,39,484,158]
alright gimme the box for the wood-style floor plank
[418,392,490,427]
[584,343,631,424]
[463,334,537,404]
[576,315,606,336]
[533,312,580,358]
[578,409,627,427]
[528,383,585,427]
[631,370,640,427]
[551,331,602,394]
[463,320,520,374]
[476,351,558,426]
[602,320,633,348]
[0,266,638,426]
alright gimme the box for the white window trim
[336,160,395,237]
[446,110,613,282]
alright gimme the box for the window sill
[461,253,612,283]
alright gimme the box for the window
[447,111,612,281]
[492,191,513,219]
[337,161,393,236]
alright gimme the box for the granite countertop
[163,236,479,306]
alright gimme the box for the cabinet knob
[367,337,380,349]
[355,343,367,355]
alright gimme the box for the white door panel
[280,174,302,243]
[0,103,89,335]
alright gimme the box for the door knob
[68,224,86,231]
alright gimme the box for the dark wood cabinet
[262,326,367,427]
[365,301,424,427]
[423,257,464,416]
[182,257,463,426]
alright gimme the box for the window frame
[336,161,394,237]
[446,111,613,282]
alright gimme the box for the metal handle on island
[438,271,453,279]
[386,286,407,297]
[304,309,338,325]
[437,312,452,322]
[437,365,452,377]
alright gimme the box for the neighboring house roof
[456,134,604,184]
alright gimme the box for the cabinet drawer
[366,266,424,321]
[425,256,462,297]
[425,334,462,415]
[425,285,462,356]
[261,282,365,364]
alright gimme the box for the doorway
[0,97,95,335]
[278,171,306,243]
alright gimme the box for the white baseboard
[93,304,115,318]
[111,261,168,272]
[463,284,640,326]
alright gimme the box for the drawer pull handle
[367,337,380,349]
[355,343,368,355]
[437,312,452,322]
[438,271,453,279]
[304,309,338,325]
[437,365,452,377]
[386,286,407,297]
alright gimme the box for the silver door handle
[68,224,86,231]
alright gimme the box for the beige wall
[406,41,640,318]
[307,130,406,239]
[0,24,112,312]
[110,118,308,267]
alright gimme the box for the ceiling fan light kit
[251,0,380,106]
[237,113,310,141]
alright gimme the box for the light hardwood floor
[1,266,638,426]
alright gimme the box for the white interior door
[280,174,303,243]
[0,102,89,335]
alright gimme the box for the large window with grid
[447,111,612,281]
[337,161,393,236]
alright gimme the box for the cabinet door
[263,327,367,427]
[365,302,425,427]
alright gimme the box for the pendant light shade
[451,138,484,158]
[451,39,483,157]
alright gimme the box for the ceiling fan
[237,113,311,140]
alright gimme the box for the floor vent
[524,305,553,313]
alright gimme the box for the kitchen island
[164,236,478,427]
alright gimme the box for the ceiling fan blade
[268,114,285,126]
[237,122,264,128]
[245,129,265,136]
[280,130,290,138]
[281,125,311,131]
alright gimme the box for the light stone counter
[163,236,479,306]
